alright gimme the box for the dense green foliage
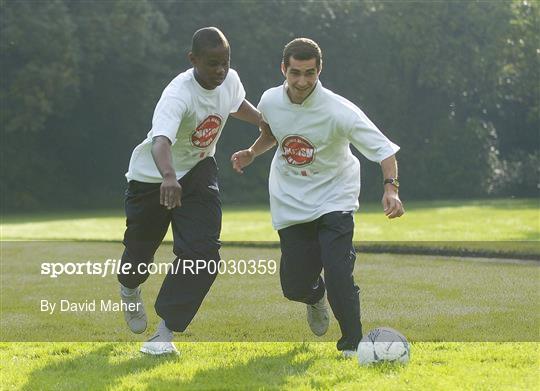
[1,0,538,210]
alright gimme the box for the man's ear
[281,62,286,77]
[318,61,323,75]
[188,51,196,67]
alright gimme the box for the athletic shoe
[140,326,178,356]
[342,350,357,359]
[120,285,147,334]
[306,292,329,336]
[140,341,179,355]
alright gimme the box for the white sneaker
[120,285,147,334]
[140,341,179,355]
[342,350,357,359]
[140,320,177,356]
[306,292,330,336]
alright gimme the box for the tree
[1,0,79,134]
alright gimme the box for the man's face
[190,45,230,90]
[282,57,320,104]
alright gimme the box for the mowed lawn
[1,342,538,390]
[2,198,539,242]
[1,198,539,390]
[2,245,538,342]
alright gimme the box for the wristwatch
[384,178,399,188]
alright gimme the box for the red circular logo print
[191,115,222,148]
[281,135,315,166]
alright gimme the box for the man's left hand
[382,189,404,219]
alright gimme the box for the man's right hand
[160,175,182,209]
[231,149,255,174]
[231,123,275,174]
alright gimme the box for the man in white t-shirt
[231,38,404,358]
[118,27,266,355]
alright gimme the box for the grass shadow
[158,343,316,389]
[21,343,317,390]
[21,343,178,391]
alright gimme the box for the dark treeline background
[1,0,538,212]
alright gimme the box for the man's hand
[231,149,255,174]
[382,187,404,219]
[160,174,182,209]
[231,120,276,174]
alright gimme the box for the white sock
[148,319,174,342]
[120,284,139,296]
[158,319,173,335]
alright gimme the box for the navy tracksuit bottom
[278,211,363,351]
[118,157,220,332]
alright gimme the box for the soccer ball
[357,327,410,365]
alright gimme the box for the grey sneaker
[306,292,329,336]
[120,285,147,334]
[342,349,357,359]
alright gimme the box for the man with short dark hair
[232,37,404,358]
[119,27,265,355]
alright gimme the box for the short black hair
[191,27,229,56]
[282,38,322,69]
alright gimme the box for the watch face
[385,178,399,187]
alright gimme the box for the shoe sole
[307,293,329,336]
[307,310,329,336]
[127,321,147,334]
[120,296,148,334]
[140,346,179,355]
[311,328,328,337]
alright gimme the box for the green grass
[2,198,539,242]
[1,342,538,390]
[1,245,538,342]
[1,199,539,390]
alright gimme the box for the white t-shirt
[126,68,246,182]
[258,81,400,230]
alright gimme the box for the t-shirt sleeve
[229,69,246,113]
[150,93,187,144]
[344,106,400,163]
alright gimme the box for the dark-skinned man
[119,27,265,355]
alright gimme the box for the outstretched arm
[231,123,277,174]
[230,100,263,127]
[380,155,404,219]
